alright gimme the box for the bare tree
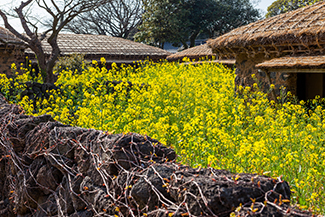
[0,0,110,83]
[64,0,143,39]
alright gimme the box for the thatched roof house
[167,44,215,61]
[0,27,26,75]
[166,43,235,67]
[26,33,171,64]
[208,1,325,100]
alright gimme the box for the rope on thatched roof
[290,3,325,29]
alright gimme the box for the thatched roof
[166,44,215,61]
[26,33,171,61]
[256,55,325,70]
[208,1,325,51]
[182,59,236,67]
[0,27,26,48]
[166,43,235,66]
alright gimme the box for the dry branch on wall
[0,94,317,217]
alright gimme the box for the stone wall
[235,52,297,98]
[0,94,314,217]
[0,48,25,77]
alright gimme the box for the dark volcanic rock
[0,94,317,217]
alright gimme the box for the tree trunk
[34,46,58,84]
[29,40,57,84]
[27,37,49,83]
[208,30,215,39]
[45,34,61,83]
[159,41,165,49]
[189,30,200,48]
[181,40,188,50]
[45,67,55,83]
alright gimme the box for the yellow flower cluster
[1,59,325,213]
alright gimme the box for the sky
[0,0,276,33]
[0,0,49,33]
[255,0,276,16]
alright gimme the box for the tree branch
[14,0,34,37]
[0,9,31,44]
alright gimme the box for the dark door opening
[296,73,325,101]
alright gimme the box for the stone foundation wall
[235,52,297,98]
[0,48,25,77]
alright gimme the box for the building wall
[235,52,297,98]
[0,48,25,77]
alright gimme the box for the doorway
[297,73,325,101]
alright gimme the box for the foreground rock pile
[0,94,316,216]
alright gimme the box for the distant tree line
[135,0,260,49]
[64,0,143,39]
[64,0,260,49]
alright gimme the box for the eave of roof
[0,27,26,47]
[182,59,236,66]
[256,55,325,71]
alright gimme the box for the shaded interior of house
[296,73,325,101]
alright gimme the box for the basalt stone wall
[0,94,317,217]
[0,48,25,76]
[235,52,297,97]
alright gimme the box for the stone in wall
[0,48,25,77]
[235,53,273,93]
[272,72,297,97]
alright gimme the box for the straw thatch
[166,44,215,61]
[0,27,26,48]
[166,43,235,66]
[256,55,325,69]
[182,59,236,66]
[25,33,171,62]
[208,1,325,52]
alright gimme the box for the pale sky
[0,0,49,33]
[0,0,275,33]
[255,0,276,16]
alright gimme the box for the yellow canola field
[1,59,325,213]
